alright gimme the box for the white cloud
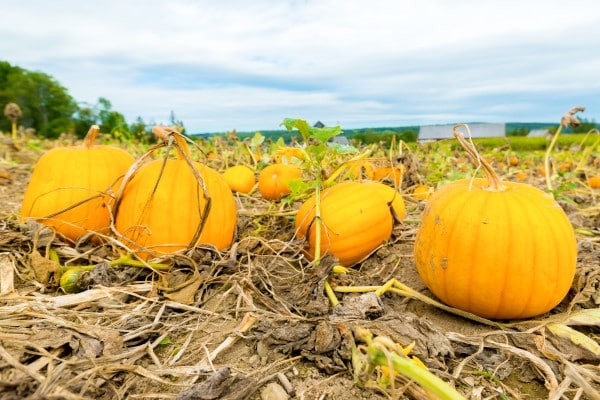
[2,0,600,133]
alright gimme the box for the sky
[2,0,600,134]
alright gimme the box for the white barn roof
[528,129,551,137]
[418,123,506,140]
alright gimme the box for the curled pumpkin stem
[544,106,586,191]
[453,124,506,192]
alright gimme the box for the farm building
[528,128,551,137]
[418,123,506,140]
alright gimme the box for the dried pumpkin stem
[83,125,100,149]
[544,107,585,191]
[453,124,505,191]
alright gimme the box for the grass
[467,133,596,151]
[405,133,596,152]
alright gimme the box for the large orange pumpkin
[20,125,134,241]
[295,181,405,266]
[114,128,237,258]
[413,129,577,319]
[258,163,302,201]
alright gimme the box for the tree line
[2,60,597,142]
[0,61,182,141]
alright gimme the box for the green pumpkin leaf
[327,142,359,154]
[281,118,342,143]
[250,131,265,147]
[281,118,312,141]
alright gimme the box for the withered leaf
[29,250,60,285]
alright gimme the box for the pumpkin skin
[373,165,404,187]
[588,176,600,189]
[258,164,302,201]
[411,184,434,201]
[223,165,256,194]
[295,181,405,266]
[115,130,237,258]
[364,181,406,221]
[414,130,577,320]
[20,125,134,241]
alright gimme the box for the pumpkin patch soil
[0,136,599,400]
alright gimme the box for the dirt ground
[0,136,599,400]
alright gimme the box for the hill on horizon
[191,121,572,141]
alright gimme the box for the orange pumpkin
[258,164,302,201]
[373,165,404,187]
[413,129,577,319]
[114,128,237,258]
[223,165,256,194]
[588,176,600,189]
[20,125,134,241]
[364,181,406,221]
[295,181,405,266]
[341,159,375,181]
[411,184,434,200]
[513,171,528,181]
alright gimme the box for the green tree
[571,118,598,133]
[96,97,129,139]
[72,102,98,137]
[129,116,152,142]
[0,61,78,138]
[169,110,186,134]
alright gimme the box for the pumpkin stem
[83,125,100,148]
[453,124,506,191]
[152,125,192,160]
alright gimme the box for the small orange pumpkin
[258,164,302,201]
[411,184,434,200]
[295,181,405,266]
[513,171,528,181]
[340,159,375,181]
[20,125,134,241]
[223,165,256,194]
[114,127,237,258]
[413,127,577,319]
[587,176,600,189]
[373,165,404,187]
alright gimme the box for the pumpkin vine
[280,118,349,266]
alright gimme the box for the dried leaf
[29,250,61,285]
[546,323,600,362]
[562,308,600,327]
[176,367,258,400]
[161,271,203,305]
[0,169,12,182]
[0,252,15,294]
[560,106,585,127]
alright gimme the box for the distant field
[469,133,598,151]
